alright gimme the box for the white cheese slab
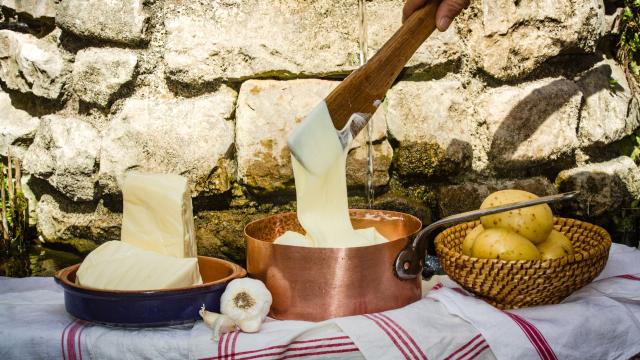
[121,172,197,258]
[76,241,203,291]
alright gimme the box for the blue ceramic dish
[54,256,246,327]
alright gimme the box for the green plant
[612,199,640,247]
[0,156,30,277]
[618,0,640,88]
[620,128,640,163]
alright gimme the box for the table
[2,243,640,360]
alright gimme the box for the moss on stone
[44,236,98,256]
[195,209,268,265]
[29,245,82,277]
[395,141,471,179]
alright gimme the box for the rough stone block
[71,47,138,107]
[195,209,269,264]
[56,0,148,44]
[463,0,604,80]
[0,30,66,99]
[1,0,56,19]
[479,77,582,170]
[164,0,462,84]
[23,115,100,202]
[437,177,557,218]
[555,156,640,217]
[0,91,40,159]
[36,193,121,246]
[577,58,640,147]
[99,87,237,196]
[385,77,479,178]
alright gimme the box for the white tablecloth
[1,244,639,360]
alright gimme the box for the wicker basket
[434,217,612,309]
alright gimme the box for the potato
[471,228,540,260]
[479,189,553,244]
[537,230,574,260]
[462,224,484,255]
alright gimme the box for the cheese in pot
[76,241,202,291]
[275,101,387,248]
[121,172,197,258]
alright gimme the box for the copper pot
[245,209,422,321]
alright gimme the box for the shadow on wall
[393,138,474,180]
[26,176,122,244]
[487,64,622,172]
[556,169,639,248]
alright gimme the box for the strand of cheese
[275,101,387,248]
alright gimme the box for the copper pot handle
[394,191,580,280]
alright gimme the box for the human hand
[402,0,470,32]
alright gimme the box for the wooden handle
[325,1,439,130]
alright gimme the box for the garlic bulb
[199,305,237,341]
[220,278,272,333]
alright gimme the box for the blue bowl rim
[54,255,246,296]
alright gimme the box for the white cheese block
[76,241,203,291]
[121,172,197,258]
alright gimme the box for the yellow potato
[462,224,484,256]
[537,230,574,260]
[479,189,553,245]
[471,228,541,260]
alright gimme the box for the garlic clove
[199,304,219,327]
[199,305,237,341]
[238,317,263,333]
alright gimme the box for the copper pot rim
[243,208,423,249]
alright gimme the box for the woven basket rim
[435,217,612,266]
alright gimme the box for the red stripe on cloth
[218,332,227,360]
[376,313,428,360]
[504,312,557,360]
[225,329,233,360]
[508,314,545,359]
[363,314,412,360]
[66,321,77,360]
[617,274,640,281]
[454,338,486,360]
[444,334,482,360]
[432,283,444,291]
[231,330,240,360]
[234,342,357,360]
[512,314,557,360]
[280,347,360,359]
[77,321,87,360]
[371,314,419,360]
[199,336,353,360]
[503,312,546,360]
[60,320,75,360]
[203,337,355,360]
[67,321,83,360]
[465,344,490,360]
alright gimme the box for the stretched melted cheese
[76,241,203,290]
[275,101,387,248]
[121,173,196,258]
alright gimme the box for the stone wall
[1,0,639,271]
